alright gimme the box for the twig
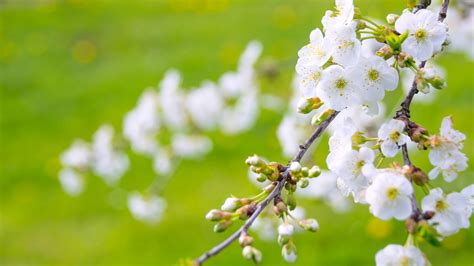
[194,111,339,265]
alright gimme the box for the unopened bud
[299,218,319,232]
[278,223,294,237]
[397,52,414,68]
[236,203,257,220]
[300,178,309,188]
[221,197,242,211]
[282,242,297,263]
[242,246,262,264]
[409,126,429,143]
[245,155,266,167]
[214,220,233,233]
[311,109,335,125]
[422,211,435,220]
[273,197,288,216]
[428,75,446,90]
[205,209,231,221]
[297,97,323,114]
[256,173,267,182]
[285,182,297,193]
[301,167,309,177]
[411,167,429,186]
[308,165,321,178]
[405,218,417,235]
[386,14,399,24]
[376,45,394,60]
[278,234,290,246]
[239,232,254,247]
[289,161,302,174]
[287,193,297,210]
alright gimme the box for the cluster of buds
[240,232,262,263]
[288,162,321,192]
[246,155,285,182]
[205,182,276,233]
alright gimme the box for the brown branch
[194,111,339,265]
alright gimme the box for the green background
[1,0,473,265]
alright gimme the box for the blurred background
[1,0,473,265]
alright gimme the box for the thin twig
[194,111,339,265]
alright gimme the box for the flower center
[400,256,410,266]
[335,78,347,96]
[386,187,399,201]
[435,199,448,212]
[310,44,325,58]
[415,29,427,41]
[389,130,400,141]
[310,71,321,81]
[352,160,365,175]
[368,69,379,81]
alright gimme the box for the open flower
[358,56,399,102]
[326,25,361,67]
[421,188,471,236]
[316,65,362,111]
[322,0,355,31]
[127,192,167,224]
[365,171,413,220]
[378,119,410,158]
[395,9,447,61]
[375,244,426,266]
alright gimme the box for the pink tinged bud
[239,233,254,247]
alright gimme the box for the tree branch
[194,111,339,265]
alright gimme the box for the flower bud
[263,182,277,193]
[411,167,429,186]
[256,173,267,182]
[214,220,233,233]
[301,167,309,177]
[205,209,231,221]
[311,109,334,125]
[308,165,321,178]
[245,155,266,167]
[397,52,414,68]
[422,211,435,220]
[297,97,323,114]
[386,14,399,24]
[300,178,309,188]
[299,218,319,232]
[278,234,290,246]
[278,223,294,237]
[239,233,254,247]
[282,242,297,263]
[273,197,288,216]
[221,197,242,211]
[285,182,297,193]
[289,161,302,174]
[242,246,262,264]
[236,203,257,220]
[376,45,394,60]
[408,126,428,143]
[286,193,296,210]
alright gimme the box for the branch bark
[194,111,339,265]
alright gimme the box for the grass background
[1,0,473,265]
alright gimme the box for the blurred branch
[194,111,339,265]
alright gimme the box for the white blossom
[365,171,413,220]
[358,56,399,102]
[59,168,84,196]
[326,25,361,67]
[316,65,362,111]
[221,197,240,211]
[395,9,447,61]
[278,223,294,237]
[378,119,410,158]
[159,69,188,130]
[123,89,161,155]
[375,244,426,266]
[152,149,173,175]
[128,192,166,224]
[186,81,223,130]
[171,134,212,159]
[421,188,471,236]
[428,116,467,182]
[91,125,129,185]
[321,0,355,31]
[60,140,92,170]
[461,184,474,211]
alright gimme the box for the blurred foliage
[0,0,473,265]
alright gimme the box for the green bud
[308,166,321,178]
[301,167,309,177]
[245,155,266,167]
[256,173,268,182]
[214,220,233,233]
[297,97,323,114]
[311,109,335,125]
[282,242,297,263]
[287,193,297,211]
[428,76,446,90]
[278,234,290,246]
[300,178,309,188]
[289,161,302,175]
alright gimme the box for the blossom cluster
[59,41,263,224]
[203,0,473,265]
